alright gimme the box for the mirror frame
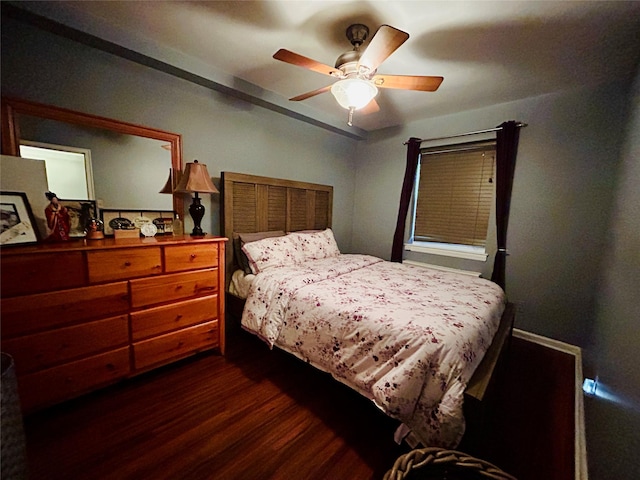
[1,96,183,217]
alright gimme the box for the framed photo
[100,209,174,236]
[58,199,98,238]
[0,191,41,246]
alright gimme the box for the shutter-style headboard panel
[221,172,333,287]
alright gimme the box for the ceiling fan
[273,24,443,126]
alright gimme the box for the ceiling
[8,1,640,137]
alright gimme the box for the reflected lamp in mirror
[159,168,182,194]
[174,160,218,236]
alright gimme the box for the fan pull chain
[347,107,355,126]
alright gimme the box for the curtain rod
[404,122,527,145]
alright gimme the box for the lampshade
[174,160,218,236]
[175,160,219,194]
[330,78,378,110]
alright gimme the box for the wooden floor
[479,335,576,480]
[22,329,575,480]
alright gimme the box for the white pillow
[241,235,304,274]
[287,228,340,261]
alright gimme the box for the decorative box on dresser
[0,235,226,413]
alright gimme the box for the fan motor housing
[335,24,371,75]
[334,50,361,70]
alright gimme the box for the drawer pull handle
[124,261,132,267]
[175,315,183,322]
[190,254,197,260]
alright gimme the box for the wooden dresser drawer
[1,236,225,412]
[133,321,219,371]
[18,347,131,412]
[1,252,85,297]
[87,247,162,283]
[130,269,218,308]
[1,282,129,338]
[164,243,218,273]
[131,295,218,340]
[2,315,129,375]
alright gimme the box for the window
[408,141,496,258]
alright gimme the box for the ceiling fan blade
[273,49,341,77]
[289,85,333,102]
[358,25,409,72]
[360,98,380,115]
[372,74,444,91]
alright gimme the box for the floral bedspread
[241,254,506,447]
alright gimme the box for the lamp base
[189,194,206,236]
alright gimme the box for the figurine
[85,218,105,240]
[44,191,71,241]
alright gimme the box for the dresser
[0,235,226,413]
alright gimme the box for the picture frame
[100,209,175,236]
[58,199,98,238]
[0,191,41,246]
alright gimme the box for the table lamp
[174,160,218,236]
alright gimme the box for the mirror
[1,96,183,220]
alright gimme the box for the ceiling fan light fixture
[330,78,378,110]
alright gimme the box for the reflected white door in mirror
[19,142,94,201]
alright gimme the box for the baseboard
[513,329,588,480]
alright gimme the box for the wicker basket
[383,447,517,480]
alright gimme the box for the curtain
[490,121,521,290]
[391,137,421,262]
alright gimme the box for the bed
[221,171,515,448]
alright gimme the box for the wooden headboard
[220,172,333,288]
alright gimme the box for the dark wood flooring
[22,329,575,480]
[480,335,576,480]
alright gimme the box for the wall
[353,82,631,350]
[352,79,638,480]
[585,70,640,480]
[4,10,640,479]
[0,16,358,250]
[5,7,627,357]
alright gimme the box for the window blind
[414,143,495,247]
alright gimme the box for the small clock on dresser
[140,222,157,237]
